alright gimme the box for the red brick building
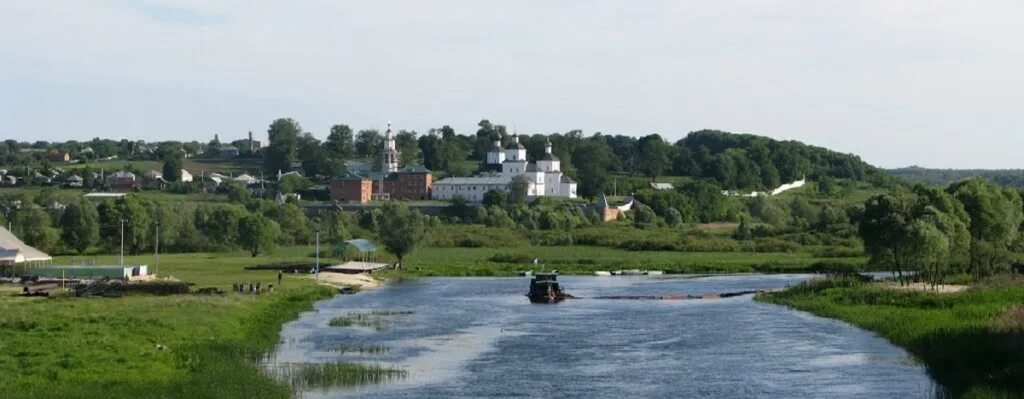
[329,165,432,203]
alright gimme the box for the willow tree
[377,202,426,269]
[949,178,1024,279]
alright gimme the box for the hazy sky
[3,1,1023,168]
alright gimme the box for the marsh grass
[992,305,1024,334]
[268,362,406,390]
[329,344,391,355]
[328,310,414,331]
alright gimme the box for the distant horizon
[4,2,1024,169]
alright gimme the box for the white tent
[0,226,52,264]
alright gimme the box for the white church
[432,135,577,202]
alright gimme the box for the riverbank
[756,276,1024,398]
[384,246,866,277]
[0,250,334,399]
[0,246,861,398]
[311,272,381,290]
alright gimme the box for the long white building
[432,135,577,202]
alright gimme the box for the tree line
[5,119,894,201]
[860,178,1024,285]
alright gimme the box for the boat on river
[527,273,569,303]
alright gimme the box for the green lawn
[0,250,333,399]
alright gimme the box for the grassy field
[0,250,334,399]
[386,245,864,277]
[757,276,1024,398]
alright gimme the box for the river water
[270,274,939,398]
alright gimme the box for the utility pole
[314,225,321,281]
[154,219,160,277]
[119,218,125,266]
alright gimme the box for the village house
[106,170,139,190]
[46,151,70,163]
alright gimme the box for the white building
[180,169,193,183]
[432,135,577,202]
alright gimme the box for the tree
[395,130,420,165]
[482,189,508,208]
[860,193,916,285]
[355,129,383,159]
[508,176,530,204]
[377,202,426,269]
[636,134,671,178]
[238,214,279,257]
[264,118,302,174]
[12,208,56,252]
[157,142,184,182]
[194,204,246,248]
[60,200,99,254]
[263,202,312,245]
[949,178,1024,278]
[278,175,312,194]
[324,124,355,159]
[632,204,657,228]
[663,208,683,227]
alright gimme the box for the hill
[669,130,893,190]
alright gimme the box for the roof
[526,164,537,172]
[434,176,513,185]
[343,239,378,253]
[540,153,560,161]
[561,175,576,184]
[108,170,136,179]
[506,142,526,150]
[0,226,52,263]
[400,164,431,173]
[84,192,127,198]
[334,171,368,181]
[650,182,674,190]
[235,174,259,184]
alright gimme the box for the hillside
[888,166,1024,188]
[669,130,893,190]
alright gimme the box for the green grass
[0,250,335,399]
[757,276,1024,398]
[329,344,390,355]
[384,245,865,277]
[328,310,414,331]
[265,362,406,391]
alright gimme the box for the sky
[2,1,1023,169]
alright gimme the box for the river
[269,274,939,398]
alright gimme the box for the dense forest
[888,166,1024,188]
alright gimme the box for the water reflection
[270,274,940,398]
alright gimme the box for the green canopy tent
[333,239,379,263]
